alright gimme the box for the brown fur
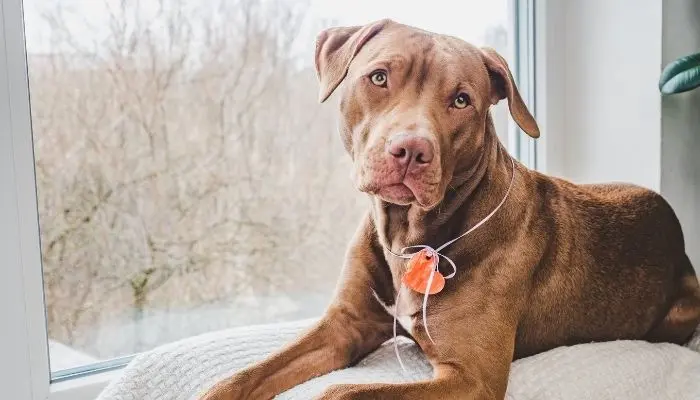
[201,19,700,400]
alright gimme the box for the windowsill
[49,368,124,400]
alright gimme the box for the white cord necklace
[385,156,516,370]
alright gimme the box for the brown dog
[200,19,700,400]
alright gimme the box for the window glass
[22,0,511,375]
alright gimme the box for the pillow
[97,319,700,400]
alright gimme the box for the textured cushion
[97,318,700,400]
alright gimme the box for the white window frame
[0,0,51,399]
[507,0,535,168]
[0,0,541,398]
[530,0,565,176]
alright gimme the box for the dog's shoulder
[529,171,684,251]
[573,182,673,219]
[528,171,669,213]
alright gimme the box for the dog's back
[515,172,700,359]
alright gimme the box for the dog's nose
[386,134,434,167]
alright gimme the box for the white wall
[538,0,698,271]
[539,0,663,190]
[660,0,700,270]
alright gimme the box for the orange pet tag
[401,248,445,294]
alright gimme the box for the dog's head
[315,19,539,210]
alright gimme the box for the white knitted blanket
[97,318,700,400]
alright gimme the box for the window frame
[0,0,540,398]
[508,0,539,170]
[0,0,51,399]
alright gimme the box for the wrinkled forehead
[349,27,491,99]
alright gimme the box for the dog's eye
[369,70,388,87]
[453,93,470,109]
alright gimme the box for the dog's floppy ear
[314,19,390,103]
[481,47,540,138]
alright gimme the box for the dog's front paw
[315,384,373,400]
[198,377,246,400]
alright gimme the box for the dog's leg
[315,325,518,400]
[199,217,395,400]
[199,308,391,400]
[315,365,485,400]
[316,276,524,400]
[646,262,700,344]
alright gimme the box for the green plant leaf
[659,52,700,95]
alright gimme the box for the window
[1,0,535,398]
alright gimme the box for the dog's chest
[373,286,420,334]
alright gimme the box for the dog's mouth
[376,183,416,205]
[356,151,444,209]
[363,179,443,209]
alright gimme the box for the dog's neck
[372,114,514,253]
